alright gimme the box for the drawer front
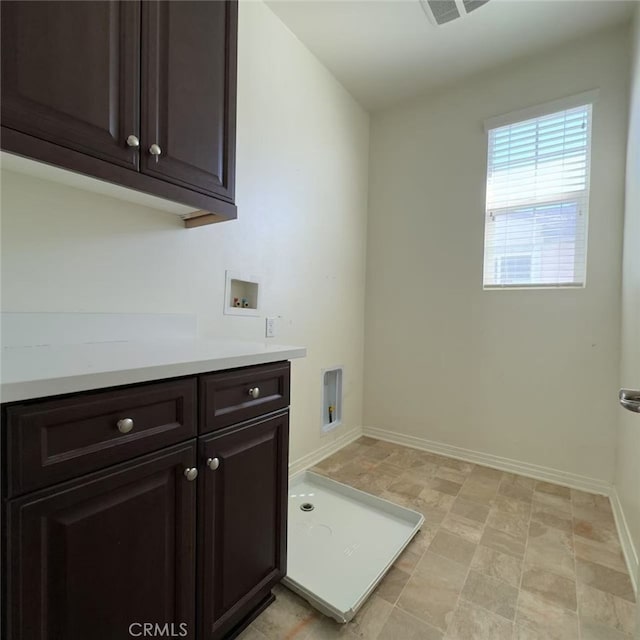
[6,378,197,496]
[199,362,290,433]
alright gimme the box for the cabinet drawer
[199,362,290,433]
[6,378,197,496]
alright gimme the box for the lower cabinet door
[6,441,197,640]
[199,411,289,638]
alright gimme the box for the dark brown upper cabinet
[142,1,236,202]
[1,1,141,170]
[0,0,238,228]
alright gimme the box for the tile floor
[240,437,637,640]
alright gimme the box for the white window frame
[482,90,598,290]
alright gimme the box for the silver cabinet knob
[149,143,162,156]
[248,387,260,399]
[126,135,140,148]
[116,418,134,434]
[206,457,220,471]
[184,467,198,481]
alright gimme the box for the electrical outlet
[265,317,276,338]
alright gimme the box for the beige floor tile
[387,479,424,499]
[486,508,529,540]
[534,481,571,499]
[530,500,572,533]
[399,465,439,486]
[578,582,636,635]
[580,619,634,640]
[521,567,577,611]
[458,479,500,505]
[425,477,462,496]
[385,449,432,470]
[498,482,534,503]
[397,551,467,631]
[573,505,617,527]
[571,489,612,514]
[439,458,475,474]
[532,490,571,511]
[347,467,398,496]
[498,474,535,502]
[440,512,485,544]
[573,522,621,548]
[492,494,532,518]
[516,590,579,640]
[444,599,513,640]
[332,460,377,486]
[575,559,636,603]
[434,466,468,485]
[297,442,635,640]
[393,543,424,574]
[253,585,319,640]
[307,594,393,639]
[340,442,375,459]
[429,530,477,567]
[314,448,355,474]
[405,526,437,554]
[525,521,575,579]
[574,537,627,573]
[375,566,411,605]
[237,626,269,640]
[416,487,456,512]
[469,466,504,482]
[501,473,536,489]
[449,496,490,523]
[377,607,443,640]
[461,570,519,620]
[471,544,523,588]
[360,446,394,463]
[480,526,526,559]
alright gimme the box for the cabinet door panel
[6,442,196,640]
[199,412,288,638]
[141,0,237,200]
[1,1,140,169]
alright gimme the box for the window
[483,94,594,289]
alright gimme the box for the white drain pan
[282,471,424,623]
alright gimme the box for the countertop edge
[1,346,307,404]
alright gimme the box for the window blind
[483,102,592,289]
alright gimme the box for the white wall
[615,9,640,585]
[0,1,370,466]
[364,26,629,485]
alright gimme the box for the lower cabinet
[199,412,289,638]
[2,364,291,640]
[6,442,197,640]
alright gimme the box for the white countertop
[1,338,307,403]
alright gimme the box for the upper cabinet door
[1,1,140,169]
[141,1,237,201]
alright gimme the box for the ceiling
[265,0,637,111]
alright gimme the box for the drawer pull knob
[116,418,134,434]
[207,457,220,471]
[248,387,260,399]
[184,467,198,481]
[126,134,140,148]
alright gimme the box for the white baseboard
[610,487,639,595]
[288,427,363,476]
[362,426,612,495]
